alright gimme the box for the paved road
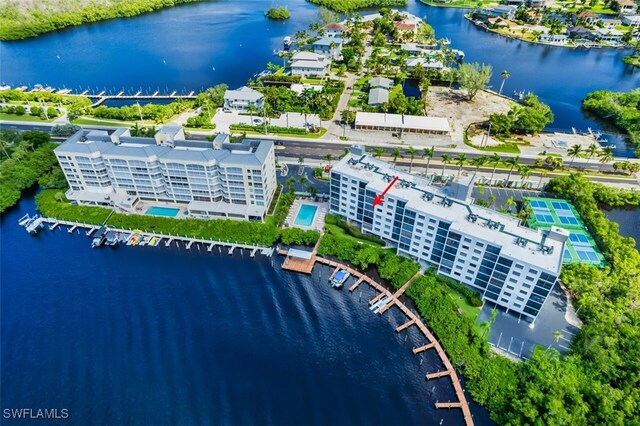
[3,121,637,187]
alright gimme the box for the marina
[19,215,275,257]
[278,248,474,426]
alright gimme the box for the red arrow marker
[373,176,399,207]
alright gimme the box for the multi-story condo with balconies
[54,126,276,221]
[330,146,569,323]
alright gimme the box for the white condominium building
[330,147,569,322]
[55,126,277,221]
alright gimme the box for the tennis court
[525,197,605,267]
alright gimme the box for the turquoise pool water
[294,204,317,227]
[145,206,180,217]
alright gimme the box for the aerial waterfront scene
[1,0,639,424]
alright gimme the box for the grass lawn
[324,223,385,247]
[441,285,482,333]
[232,128,327,139]
[71,117,137,126]
[463,137,521,154]
[0,113,56,123]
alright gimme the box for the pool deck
[285,199,328,231]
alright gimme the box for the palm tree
[537,169,548,189]
[373,147,385,159]
[598,146,614,172]
[391,147,402,166]
[454,153,467,176]
[325,153,333,166]
[246,105,257,125]
[489,153,502,184]
[298,176,308,186]
[471,155,489,172]
[518,165,532,187]
[567,144,582,169]
[504,156,520,185]
[548,330,563,351]
[407,146,417,173]
[499,70,510,95]
[545,155,560,170]
[298,156,305,166]
[585,143,600,164]
[440,154,451,178]
[423,147,435,175]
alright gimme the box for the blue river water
[1,0,638,155]
[1,193,493,425]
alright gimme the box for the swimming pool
[294,204,318,227]
[145,206,180,217]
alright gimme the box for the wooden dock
[277,254,475,426]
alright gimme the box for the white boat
[331,270,351,289]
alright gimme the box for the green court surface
[526,197,606,267]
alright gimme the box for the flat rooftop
[55,128,272,167]
[333,154,566,274]
[354,112,450,133]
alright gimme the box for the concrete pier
[68,225,78,233]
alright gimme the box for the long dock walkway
[278,252,474,425]
[36,217,274,256]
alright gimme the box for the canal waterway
[603,206,640,250]
[1,193,492,425]
[1,0,638,155]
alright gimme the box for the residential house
[575,11,599,26]
[527,0,546,7]
[486,5,518,19]
[600,18,622,27]
[567,25,596,40]
[323,22,348,38]
[617,0,638,14]
[400,42,425,55]
[368,88,389,106]
[621,14,640,26]
[538,33,568,44]
[312,36,343,60]
[487,17,519,29]
[406,57,444,72]
[394,21,418,38]
[506,0,526,6]
[595,28,624,42]
[290,51,330,77]
[223,86,264,112]
[369,76,394,90]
